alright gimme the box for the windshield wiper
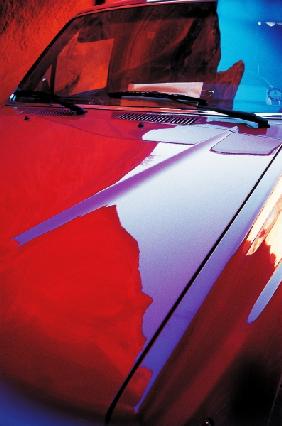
[108,90,208,106]
[13,89,86,115]
[108,90,269,128]
[203,105,270,129]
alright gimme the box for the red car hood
[0,105,281,417]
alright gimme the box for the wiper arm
[108,90,208,106]
[202,105,270,129]
[13,89,86,115]
[108,90,269,128]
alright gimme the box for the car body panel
[0,102,281,423]
[0,0,282,424]
[112,148,282,425]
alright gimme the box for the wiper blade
[13,89,86,115]
[108,90,269,128]
[202,105,270,129]
[108,90,208,106]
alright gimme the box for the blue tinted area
[218,0,282,112]
[0,382,95,426]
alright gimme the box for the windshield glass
[18,0,282,113]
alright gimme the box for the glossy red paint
[0,205,152,413]
[0,109,156,241]
[0,107,156,414]
[140,235,281,426]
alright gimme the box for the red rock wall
[0,0,92,104]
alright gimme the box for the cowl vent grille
[115,112,198,126]
[18,107,78,116]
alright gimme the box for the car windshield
[17,0,282,113]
